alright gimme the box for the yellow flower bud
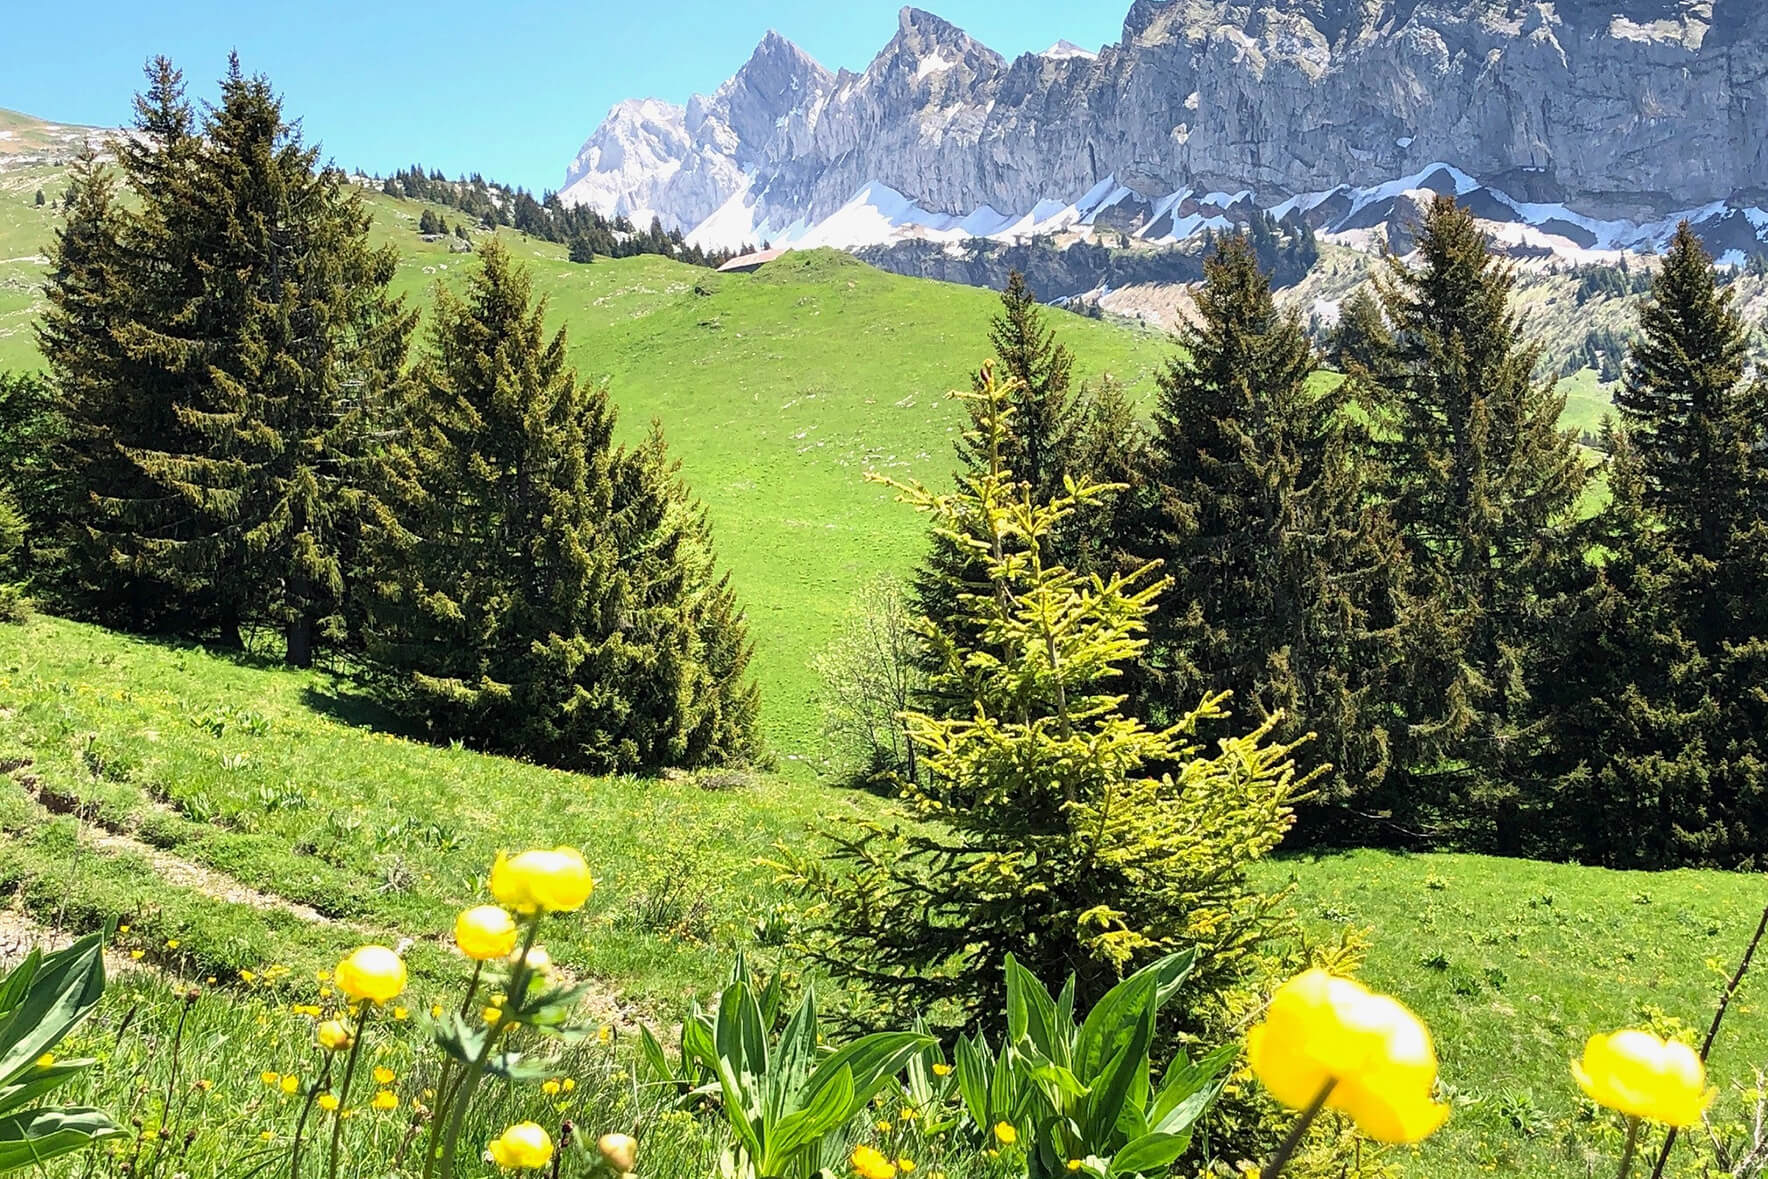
[598,1133,637,1173]
[490,848,593,913]
[371,1090,399,1111]
[373,1066,395,1085]
[993,1122,1017,1145]
[1245,970,1448,1145]
[315,1020,353,1053]
[280,1075,299,1095]
[335,945,407,1004]
[317,1094,339,1112]
[488,1122,553,1170]
[1572,1030,1714,1128]
[931,1063,952,1077]
[454,906,519,962]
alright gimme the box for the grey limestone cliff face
[564,0,1768,235]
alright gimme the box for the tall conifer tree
[365,241,757,772]
[1373,196,1587,840]
[1536,228,1768,866]
[1140,236,1406,833]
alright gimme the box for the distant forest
[374,165,756,268]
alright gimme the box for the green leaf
[1148,1043,1235,1134]
[802,1031,931,1117]
[0,934,104,1089]
[638,1025,674,1085]
[0,1107,125,1172]
[765,1064,854,1170]
[1005,955,1062,1065]
[769,988,820,1125]
[1108,1131,1192,1176]
[0,1061,93,1117]
[1081,1005,1154,1144]
[0,952,40,1021]
[955,1033,992,1126]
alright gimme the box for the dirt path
[4,759,649,1031]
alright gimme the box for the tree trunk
[286,615,314,668]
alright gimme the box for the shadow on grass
[300,678,427,741]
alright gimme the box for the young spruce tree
[1140,236,1407,837]
[780,365,1310,1028]
[1374,195,1587,842]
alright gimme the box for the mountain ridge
[559,0,1768,262]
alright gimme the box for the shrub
[811,575,925,785]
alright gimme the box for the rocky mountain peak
[562,0,1768,264]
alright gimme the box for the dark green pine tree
[1374,195,1588,842]
[1535,226,1768,868]
[37,121,200,632]
[365,240,758,773]
[33,189,45,208]
[608,424,762,769]
[911,271,1086,667]
[1328,286,1392,376]
[568,235,595,264]
[1139,235,1407,834]
[94,58,412,662]
[1615,222,1768,637]
[1529,426,1718,866]
[418,208,441,235]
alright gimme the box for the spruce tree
[778,365,1309,1027]
[1529,426,1717,866]
[33,189,45,208]
[37,140,187,629]
[1328,286,1392,376]
[1374,195,1588,841]
[1535,227,1768,868]
[1615,223,1768,637]
[911,272,1087,668]
[365,241,756,772]
[1139,236,1407,835]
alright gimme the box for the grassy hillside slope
[2,169,1176,760]
[3,616,1765,1179]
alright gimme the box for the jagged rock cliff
[561,0,1768,258]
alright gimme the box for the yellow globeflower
[1573,1030,1714,1128]
[455,906,519,961]
[315,1020,354,1053]
[598,1133,637,1173]
[488,1123,553,1170]
[371,1090,399,1111]
[993,1122,1017,1146]
[490,848,594,913]
[335,946,407,1004]
[851,1144,897,1179]
[1246,969,1448,1145]
[317,1094,340,1112]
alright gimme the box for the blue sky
[4,1,1130,193]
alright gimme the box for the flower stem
[288,1056,335,1179]
[437,916,541,1179]
[1617,1116,1640,1179]
[422,962,487,1179]
[1262,1079,1336,1179]
[324,1004,373,1179]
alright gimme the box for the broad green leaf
[955,1034,992,1126]
[1109,1130,1192,1176]
[1005,955,1062,1064]
[0,952,39,1022]
[0,934,104,1088]
[765,1064,854,1169]
[0,1107,125,1173]
[638,1026,673,1085]
[803,1031,930,1116]
[1148,1043,1236,1132]
[770,988,820,1124]
[0,1060,92,1116]
[1082,1005,1154,1143]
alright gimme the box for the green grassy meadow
[7,112,1765,1179]
[4,616,1767,1178]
